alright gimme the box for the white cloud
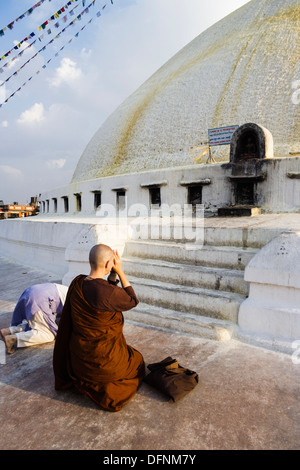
[17,103,45,125]
[2,121,8,127]
[0,165,22,177]
[49,58,82,88]
[81,48,92,59]
[46,159,66,169]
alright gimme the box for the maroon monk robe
[53,274,145,412]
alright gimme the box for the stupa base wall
[38,158,300,218]
[1,158,300,352]
[0,218,94,278]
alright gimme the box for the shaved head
[89,244,114,270]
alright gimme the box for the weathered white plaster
[239,231,300,343]
[62,223,131,285]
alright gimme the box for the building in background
[0,197,39,219]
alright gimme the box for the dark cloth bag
[143,356,199,402]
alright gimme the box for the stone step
[129,276,246,323]
[125,302,237,341]
[129,220,282,248]
[123,256,249,296]
[124,240,258,270]
[203,226,279,248]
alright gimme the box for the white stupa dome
[72,0,300,183]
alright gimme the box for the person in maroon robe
[53,244,145,412]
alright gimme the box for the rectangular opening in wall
[46,199,49,213]
[74,193,82,212]
[116,190,126,211]
[94,191,101,210]
[149,186,161,207]
[235,181,254,205]
[188,185,202,211]
[52,198,57,213]
[62,196,69,213]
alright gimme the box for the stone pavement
[0,255,299,451]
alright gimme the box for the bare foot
[4,334,17,354]
[0,328,11,339]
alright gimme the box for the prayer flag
[1,0,113,108]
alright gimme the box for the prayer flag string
[37,0,81,32]
[0,1,96,87]
[0,0,51,38]
[0,0,92,38]
[0,2,81,69]
[0,1,114,108]
[0,6,80,68]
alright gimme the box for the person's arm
[106,250,138,311]
[108,284,139,311]
[116,270,131,289]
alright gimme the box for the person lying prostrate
[1,283,68,354]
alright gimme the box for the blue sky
[0,0,249,204]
